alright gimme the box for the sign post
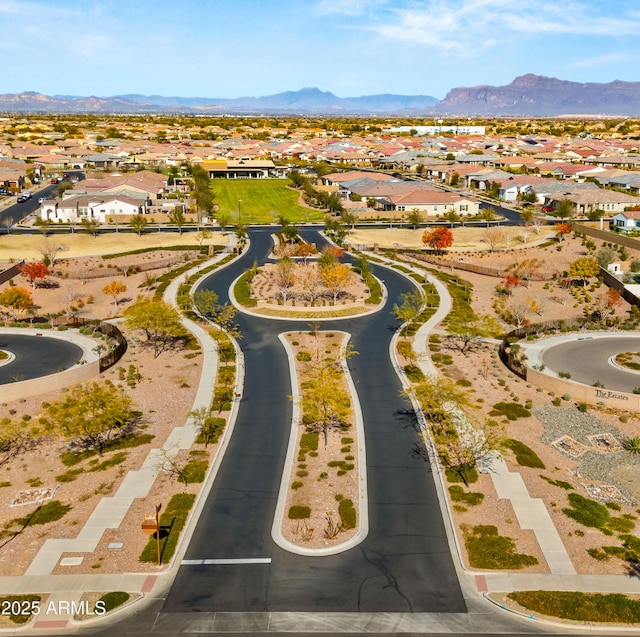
[141,503,162,566]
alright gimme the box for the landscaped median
[274,330,367,554]
[230,253,385,320]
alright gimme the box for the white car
[38,197,46,204]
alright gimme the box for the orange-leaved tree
[18,261,49,288]
[422,227,453,254]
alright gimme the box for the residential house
[40,194,147,224]
[612,211,640,232]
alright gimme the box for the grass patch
[91,451,128,472]
[300,431,319,452]
[541,475,573,490]
[60,433,154,466]
[5,501,73,533]
[449,485,484,506]
[445,465,478,485]
[463,524,538,569]
[214,179,323,224]
[233,271,257,307]
[562,493,634,534]
[95,591,130,613]
[503,439,545,469]
[139,493,195,564]
[181,455,209,484]
[0,595,41,624]
[508,591,640,623]
[490,402,531,421]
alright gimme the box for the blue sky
[2,0,640,99]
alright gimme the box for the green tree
[81,217,99,237]
[192,289,240,337]
[129,214,148,236]
[443,208,460,228]
[556,198,574,220]
[39,381,136,455]
[168,206,187,235]
[596,246,617,269]
[569,256,600,285]
[587,208,605,222]
[216,210,231,230]
[407,208,424,229]
[393,289,424,336]
[124,298,186,357]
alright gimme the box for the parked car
[17,195,27,203]
[38,197,46,204]
[542,206,556,213]
[0,188,10,196]
[22,191,32,198]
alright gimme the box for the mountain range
[2,75,640,116]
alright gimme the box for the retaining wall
[526,367,640,411]
[2,360,100,402]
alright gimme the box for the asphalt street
[542,336,640,393]
[0,333,83,383]
[159,228,466,615]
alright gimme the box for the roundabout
[0,328,102,400]
[525,333,640,394]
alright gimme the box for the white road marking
[181,557,272,565]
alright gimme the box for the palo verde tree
[299,344,357,448]
[393,289,424,337]
[0,286,33,320]
[39,380,137,456]
[124,297,186,357]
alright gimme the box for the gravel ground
[534,406,640,503]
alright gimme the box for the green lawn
[212,179,323,224]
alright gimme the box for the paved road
[156,227,465,616]
[0,333,83,383]
[542,336,640,393]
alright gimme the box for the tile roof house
[40,194,147,224]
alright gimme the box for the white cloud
[353,0,640,54]
[315,0,385,17]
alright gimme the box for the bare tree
[481,227,505,252]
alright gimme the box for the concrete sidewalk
[0,251,244,631]
[358,253,640,607]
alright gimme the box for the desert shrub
[288,505,311,520]
[489,402,531,421]
[297,350,312,362]
[338,498,356,529]
[503,439,545,469]
[96,591,130,613]
[463,525,538,569]
[403,364,425,383]
[448,485,484,506]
